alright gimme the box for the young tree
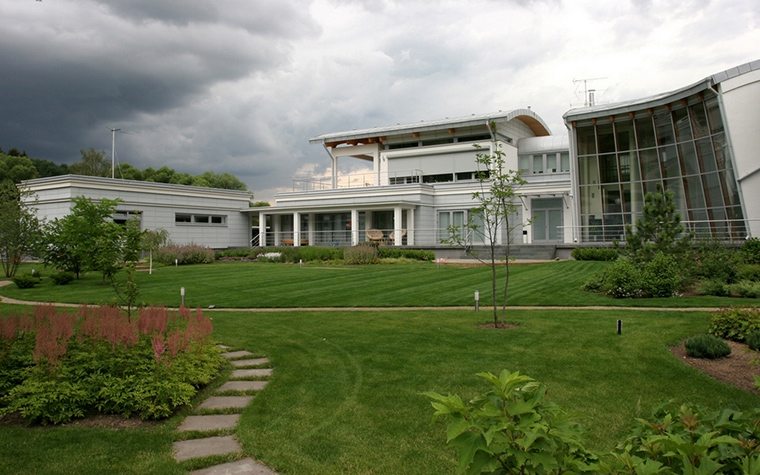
[0,183,44,277]
[443,134,528,327]
[141,228,169,274]
[620,186,693,263]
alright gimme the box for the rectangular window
[615,120,635,151]
[547,154,557,173]
[533,154,543,174]
[576,126,597,155]
[672,108,692,142]
[635,117,656,149]
[654,111,675,146]
[519,155,530,174]
[597,123,616,154]
[175,213,227,225]
[560,152,570,172]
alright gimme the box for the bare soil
[670,339,760,394]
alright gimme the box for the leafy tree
[0,183,44,277]
[114,163,143,181]
[442,131,528,327]
[0,153,39,183]
[198,171,248,191]
[68,148,110,177]
[30,158,68,178]
[620,186,693,264]
[251,201,271,207]
[44,197,123,279]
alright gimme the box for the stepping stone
[191,457,278,475]
[219,381,268,392]
[197,396,253,410]
[216,344,231,349]
[231,368,273,378]
[173,435,241,461]
[230,358,269,367]
[178,414,240,432]
[221,350,254,359]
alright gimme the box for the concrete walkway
[172,347,277,475]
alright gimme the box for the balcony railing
[291,169,423,191]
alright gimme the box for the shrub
[684,333,731,359]
[709,307,760,342]
[580,270,606,292]
[298,246,343,262]
[0,305,224,424]
[571,247,618,261]
[731,280,760,298]
[641,251,684,297]
[377,248,435,261]
[692,241,738,283]
[696,279,730,297]
[602,258,642,298]
[423,370,600,474]
[344,244,378,265]
[745,330,760,351]
[11,274,39,289]
[737,263,760,282]
[154,243,215,266]
[50,271,75,286]
[741,237,760,265]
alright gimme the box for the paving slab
[231,368,273,378]
[197,396,253,410]
[216,344,231,349]
[191,457,278,475]
[221,350,254,359]
[178,414,240,432]
[173,435,241,461]
[230,358,269,367]
[219,381,268,392]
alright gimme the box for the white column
[351,209,359,245]
[258,212,266,247]
[273,215,281,246]
[294,211,301,247]
[394,206,403,246]
[408,208,415,245]
[332,155,338,188]
[374,149,381,186]
[308,213,316,245]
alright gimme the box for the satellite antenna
[106,126,133,179]
[573,77,606,107]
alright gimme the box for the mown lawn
[2,260,757,308]
[2,302,759,474]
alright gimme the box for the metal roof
[309,109,551,144]
[564,59,760,121]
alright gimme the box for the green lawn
[2,260,757,308]
[1,261,758,473]
[2,302,759,474]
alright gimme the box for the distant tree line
[0,146,248,191]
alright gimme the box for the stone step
[191,457,278,475]
[221,350,254,359]
[178,414,240,432]
[219,381,268,392]
[197,396,253,410]
[173,435,241,461]
[230,358,270,367]
[231,368,272,378]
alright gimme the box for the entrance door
[532,199,563,242]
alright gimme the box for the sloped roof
[309,108,551,145]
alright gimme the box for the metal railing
[291,169,423,191]
[559,218,754,244]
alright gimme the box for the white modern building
[21,59,759,252]
[250,109,574,251]
[23,175,253,249]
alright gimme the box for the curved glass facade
[574,93,745,242]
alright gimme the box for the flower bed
[0,304,225,425]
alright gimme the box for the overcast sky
[2,0,758,201]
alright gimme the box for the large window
[517,152,571,175]
[574,92,745,241]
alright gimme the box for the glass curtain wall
[575,93,745,241]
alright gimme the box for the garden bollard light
[475,291,479,312]
[181,287,185,307]
[175,259,178,268]
[617,319,622,334]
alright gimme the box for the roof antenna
[573,77,606,107]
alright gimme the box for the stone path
[172,347,278,474]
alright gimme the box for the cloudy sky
[2,0,758,201]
